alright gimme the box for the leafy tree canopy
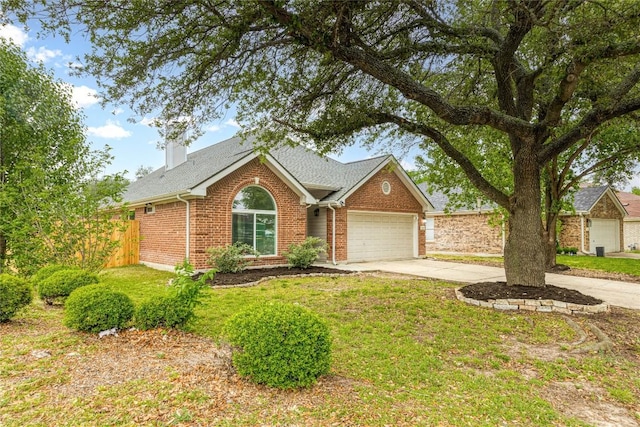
[6,0,640,285]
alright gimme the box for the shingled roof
[616,191,640,217]
[123,136,430,208]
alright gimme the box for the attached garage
[590,219,620,253]
[347,211,417,262]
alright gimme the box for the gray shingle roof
[123,136,394,204]
[572,185,609,212]
[417,183,495,212]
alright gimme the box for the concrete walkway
[332,259,640,310]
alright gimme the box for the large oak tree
[7,0,640,285]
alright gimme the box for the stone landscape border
[455,288,610,314]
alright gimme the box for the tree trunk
[0,233,6,273]
[543,212,559,269]
[503,147,546,287]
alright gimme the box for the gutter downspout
[501,214,506,253]
[176,193,190,261]
[327,202,338,265]
[580,213,586,254]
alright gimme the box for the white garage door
[590,219,620,253]
[347,212,416,262]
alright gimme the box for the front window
[232,186,276,255]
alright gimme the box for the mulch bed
[197,266,354,287]
[459,281,604,305]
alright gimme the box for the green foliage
[633,187,640,196]
[135,295,193,330]
[0,274,33,322]
[282,237,327,269]
[556,247,578,255]
[206,242,259,273]
[224,301,332,389]
[63,284,135,333]
[37,269,99,305]
[135,261,213,329]
[31,264,77,285]
[0,40,127,275]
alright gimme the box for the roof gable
[573,186,626,216]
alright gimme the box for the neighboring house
[419,184,626,255]
[616,191,640,250]
[558,186,626,254]
[418,185,505,254]
[122,136,432,270]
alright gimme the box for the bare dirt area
[459,281,604,305]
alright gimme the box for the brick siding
[426,213,503,254]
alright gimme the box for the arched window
[232,186,276,255]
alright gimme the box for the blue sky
[0,21,385,181]
[0,21,638,192]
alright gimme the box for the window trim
[231,186,277,256]
[424,217,435,242]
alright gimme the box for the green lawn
[1,265,639,426]
[429,253,640,277]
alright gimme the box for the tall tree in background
[6,0,640,286]
[0,41,126,275]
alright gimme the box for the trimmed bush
[38,269,99,305]
[282,237,327,269]
[0,274,33,322]
[31,264,78,285]
[135,295,193,330]
[206,242,259,273]
[64,284,134,333]
[224,301,332,389]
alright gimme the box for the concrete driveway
[333,258,640,310]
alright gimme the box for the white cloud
[139,116,158,127]
[400,159,416,171]
[0,24,29,46]
[225,119,240,128]
[111,107,124,116]
[87,120,132,139]
[206,124,221,132]
[26,46,62,63]
[69,85,100,108]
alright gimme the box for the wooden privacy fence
[105,220,140,268]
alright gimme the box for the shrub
[282,237,327,269]
[136,261,213,330]
[31,264,77,285]
[206,242,259,273]
[64,284,134,333]
[38,269,99,305]
[224,301,332,389]
[0,274,33,322]
[135,295,193,330]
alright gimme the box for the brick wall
[426,213,504,254]
[624,218,640,249]
[136,202,187,267]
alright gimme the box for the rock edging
[455,288,609,314]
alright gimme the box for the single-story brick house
[418,184,626,255]
[616,191,640,250]
[122,136,432,270]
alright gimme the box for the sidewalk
[332,259,640,310]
